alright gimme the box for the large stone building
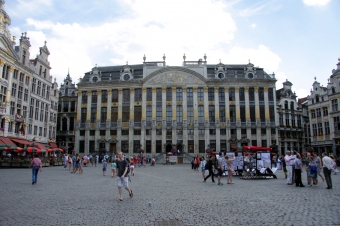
[276,80,304,154]
[307,59,340,156]
[56,71,77,153]
[75,55,279,156]
[0,1,58,147]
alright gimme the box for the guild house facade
[75,55,278,156]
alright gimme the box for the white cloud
[7,0,53,18]
[302,0,331,6]
[250,23,257,29]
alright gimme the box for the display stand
[240,147,277,180]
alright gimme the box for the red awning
[49,142,58,148]
[0,137,17,147]
[34,142,48,150]
[10,138,33,145]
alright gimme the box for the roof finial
[44,40,47,46]
[68,68,70,75]
[248,59,250,64]
[126,61,128,65]
[204,53,207,61]
[219,59,221,63]
[95,63,97,68]
[183,54,186,61]
[143,54,146,62]
[314,76,316,81]
[163,54,166,61]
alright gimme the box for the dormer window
[332,87,335,94]
[92,76,98,83]
[316,95,319,103]
[248,73,254,79]
[123,74,130,81]
[217,73,224,79]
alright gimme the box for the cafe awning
[10,138,33,146]
[34,142,48,150]
[0,137,17,148]
[49,142,58,148]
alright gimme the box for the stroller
[150,158,156,166]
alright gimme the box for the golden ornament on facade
[130,88,134,93]
[166,101,172,105]
[118,88,123,94]
[142,87,146,92]
[87,90,91,95]
[264,87,268,92]
[77,91,82,95]
[172,87,176,92]
[122,122,129,127]
[162,87,166,92]
[198,101,204,105]
[81,104,87,108]
[90,123,96,128]
[225,87,229,92]
[146,101,152,106]
[111,102,118,107]
[182,87,187,92]
[9,66,15,72]
[193,87,198,92]
[220,122,226,127]
[208,101,215,105]
[176,101,182,105]
[214,87,219,93]
[0,59,5,66]
[152,87,156,93]
[244,87,249,92]
[324,117,328,120]
[229,101,236,105]
[187,122,193,126]
[235,87,239,92]
[203,87,208,92]
[107,90,112,95]
[156,122,162,127]
[134,101,142,106]
[101,103,107,107]
[97,90,102,95]
[254,87,259,92]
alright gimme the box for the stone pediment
[144,67,206,86]
[0,35,19,61]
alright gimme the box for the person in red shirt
[129,158,135,176]
[30,154,42,185]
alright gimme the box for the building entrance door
[166,144,172,153]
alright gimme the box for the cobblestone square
[0,164,339,226]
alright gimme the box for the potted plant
[10,158,22,168]
[1,159,10,167]
[43,159,50,167]
[21,158,31,168]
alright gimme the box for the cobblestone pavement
[0,163,339,226]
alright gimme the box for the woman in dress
[195,155,200,172]
[330,156,338,175]
[312,152,324,185]
[225,154,235,184]
[130,158,135,176]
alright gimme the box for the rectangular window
[176,106,182,122]
[18,86,23,99]
[122,130,129,136]
[258,87,264,101]
[240,106,246,122]
[197,88,204,101]
[123,89,130,103]
[229,88,235,101]
[31,78,36,93]
[208,88,214,101]
[101,90,108,103]
[250,106,255,122]
[209,129,216,135]
[82,91,87,104]
[317,122,323,136]
[134,88,142,102]
[220,105,225,122]
[10,101,15,115]
[218,88,225,102]
[101,107,107,123]
[199,140,205,153]
[251,128,256,135]
[146,106,152,122]
[316,108,321,117]
[166,106,172,122]
[268,88,274,101]
[146,88,152,101]
[35,100,39,120]
[198,106,204,123]
[63,102,69,112]
[209,105,215,122]
[79,141,85,154]
[156,140,162,153]
[187,106,193,123]
[156,105,162,122]
[40,103,44,121]
[80,130,85,136]
[100,130,106,136]
[34,125,37,135]
[285,113,290,126]
[311,110,315,118]
[166,88,172,101]
[239,88,245,101]
[312,124,317,136]
[37,81,41,95]
[199,129,205,135]
[324,121,330,135]
[81,108,87,123]
[90,130,95,136]
[110,130,117,135]
[122,106,130,122]
[29,98,34,118]
[260,105,265,122]
[0,85,7,102]
[70,101,75,112]
[187,88,193,102]
[323,107,328,116]
[156,88,162,102]
[69,117,74,131]
[261,128,266,135]
[111,107,118,122]
[176,88,183,101]
[90,108,96,123]
[248,87,255,101]
[134,130,141,135]
[111,89,118,102]
[11,83,17,97]
[220,129,226,135]
[42,84,45,97]
[134,106,142,122]
[332,99,338,112]
[230,105,236,122]
[91,91,98,104]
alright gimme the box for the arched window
[284,101,288,109]
[290,102,294,111]
[62,117,67,131]
[332,87,335,94]
[316,95,319,103]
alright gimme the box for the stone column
[225,87,230,151]
[151,87,156,154]
[214,87,220,152]
[193,87,199,153]
[172,87,177,145]
[117,88,123,152]
[204,87,209,148]
[182,87,188,152]
[162,87,166,152]
[76,91,82,122]
[141,87,146,149]
[0,59,4,77]
[129,88,134,155]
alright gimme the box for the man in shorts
[217,152,224,185]
[116,151,133,201]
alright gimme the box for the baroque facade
[75,55,279,156]
[56,72,77,153]
[276,80,304,154]
[307,59,340,156]
[0,1,58,145]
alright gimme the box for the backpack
[204,160,210,170]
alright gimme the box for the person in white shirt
[322,152,333,189]
[284,150,295,185]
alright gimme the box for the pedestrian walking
[216,152,224,185]
[203,155,215,183]
[200,156,206,180]
[322,152,333,189]
[30,154,42,185]
[312,151,325,185]
[102,159,107,176]
[116,151,133,201]
[130,158,135,176]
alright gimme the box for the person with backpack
[216,152,224,186]
[116,151,133,201]
[203,156,215,183]
[200,156,207,180]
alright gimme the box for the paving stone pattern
[0,164,339,226]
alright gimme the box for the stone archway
[166,144,172,153]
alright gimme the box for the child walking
[102,159,107,176]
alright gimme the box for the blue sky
[5,0,340,98]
